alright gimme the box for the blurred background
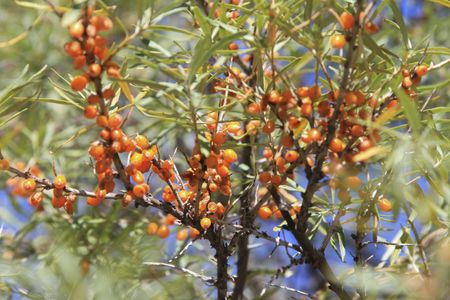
[0,0,449,299]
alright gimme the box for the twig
[143,262,215,284]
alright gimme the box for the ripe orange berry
[87,196,102,206]
[351,125,364,137]
[190,227,200,239]
[331,34,346,49]
[281,134,294,147]
[73,55,86,69]
[359,137,374,152]
[88,64,102,77]
[258,206,272,220]
[147,222,159,235]
[89,143,105,160]
[217,165,229,177]
[338,189,350,202]
[64,41,82,57]
[228,42,239,50]
[176,229,189,240]
[340,12,355,30]
[53,175,67,190]
[378,198,392,212]
[108,114,123,129]
[271,174,282,186]
[29,192,44,207]
[308,128,322,142]
[285,150,299,163]
[132,184,147,198]
[84,105,97,119]
[223,149,238,164]
[262,121,276,134]
[259,171,272,184]
[71,75,88,91]
[301,103,312,117]
[263,147,273,160]
[0,159,10,170]
[52,196,66,208]
[246,102,261,115]
[212,131,227,145]
[415,65,428,77]
[205,155,219,168]
[22,178,36,193]
[132,171,145,184]
[87,94,100,105]
[69,21,85,39]
[345,176,362,190]
[135,135,149,150]
[103,88,115,100]
[330,138,345,152]
[200,217,212,230]
[157,225,170,238]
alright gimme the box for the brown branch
[268,186,352,300]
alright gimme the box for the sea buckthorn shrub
[0,1,449,299]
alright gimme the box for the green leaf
[426,0,450,8]
[388,0,411,49]
[188,31,246,84]
[390,79,421,134]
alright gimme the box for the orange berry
[22,178,36,193]
[103,88,115,100]
[223,149,238,164]
[285,150,299,163]
[52,196,66,208]
[64,41,82,57]
[190,227,200,239]
[84,105,97,119]
[308,128,322,142]
[53,175,67,190]
[301,103,312,117]
[331,34,346,49]
[205,155,218,168]
[132,171,145,184]
[88,64,102,77]
[212,131,227,145]
[378,198,392,212]
[200,217,212,230]
[263,147,273,160]
[330,138,345,152]
[29,192,44,207]
[135,135,149,150]
[258,206,272,220]
[228,42,239,50]
[415,65,428,77]
[262,120,276,134]
[147,222,158,235]
[108,114,123,129]
[0,159,10,171]
[281,134,294,147]
[345,176,362,190]
[132,184,147,198]
[71,75,88,91]
[271,174,282,186]
[87,94,100,105]
[259,171,272,184]
[176,229,189,240]
[69,21,84,39]
[351,125,364,137]
[340,12,355,30]
[157,225,170,238]
[338,189,350,202]
[73,55,86,69]
[217,165,229,177]
[87,196,102,206]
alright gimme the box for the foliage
[0,0,449,299]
